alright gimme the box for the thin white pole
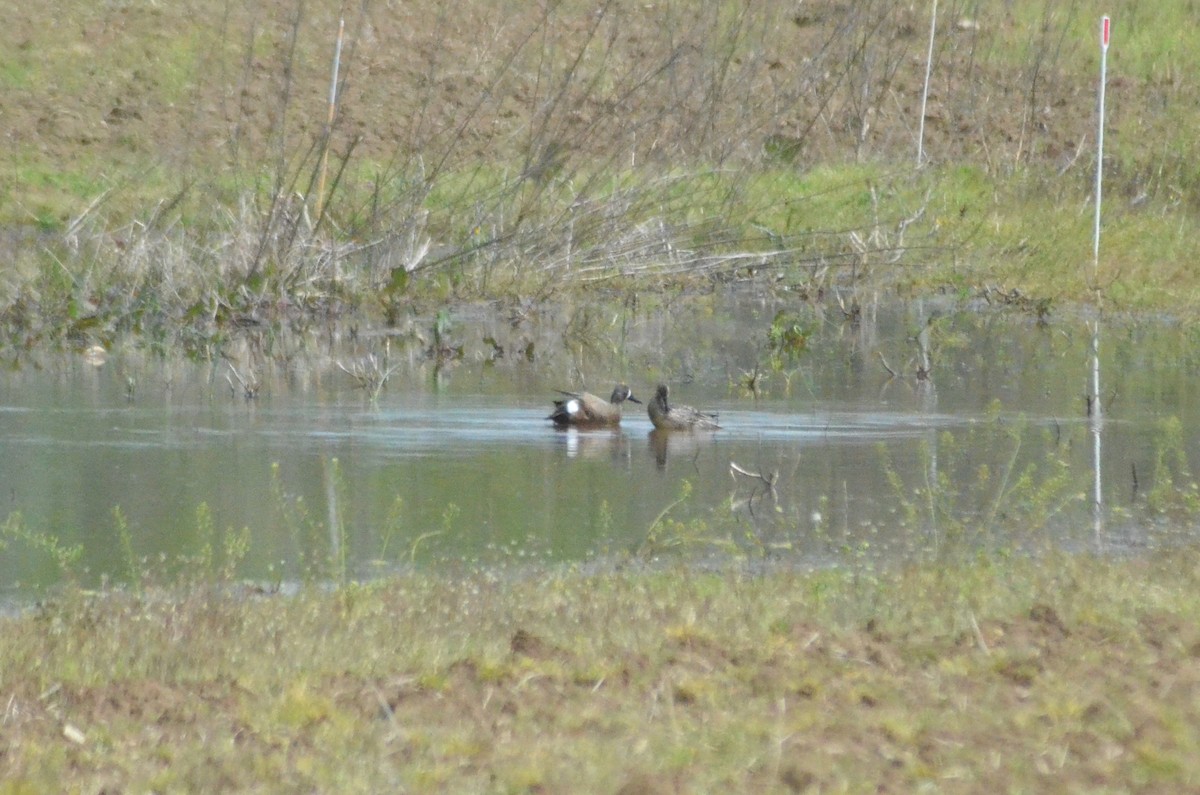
[1092,16,1110,273]
[917,0,938,166]
[1091,16,1109,539]
[315,18,346,220]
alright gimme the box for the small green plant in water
[377,496,405,560]
[270,461,324,583]
[195,502,252,588]
[878,402,1084,558]
[197,500,216,583]
[408,502,460,564]
[326,457,348,587]
[742,310,813,396]
[0,511,84,586]
[112,505,142,596]
[767,310,811,364]
[223,524,252,584]
[1146,416,1200,516]
[639,480,718,558]
[596,499,613,537]
[442,502,461,533]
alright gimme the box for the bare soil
[4,0,1108,213]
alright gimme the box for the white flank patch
[566,399,581,416]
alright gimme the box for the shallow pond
[3,290,1200,597]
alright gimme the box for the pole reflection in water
[1091,317,1104,544]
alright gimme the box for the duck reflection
[553,426,631,463]
[648,428,718,470]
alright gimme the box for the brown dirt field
[4,0,1107,205]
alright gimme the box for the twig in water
[877,351,898,378]
[740,365,765,398]
[337,353,401,401]
[225,362,260,400]
[730,461,779,516]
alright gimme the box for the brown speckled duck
[647,384,720,431]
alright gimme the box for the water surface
[3,293,1199,596]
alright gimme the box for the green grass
[3,548,1200,791]
[0,0,1198,333]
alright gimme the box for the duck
[647,383,720,431]
[548,384,641,427]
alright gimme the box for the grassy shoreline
[4,548,1200,791]
[3,0,1200,356]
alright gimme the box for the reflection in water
[728,460,779,517]
[648,428,719,470]
[1,296,1199,596]
[1091,317,1104,545]
[917,376,939,551]
[553,427,632,463]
